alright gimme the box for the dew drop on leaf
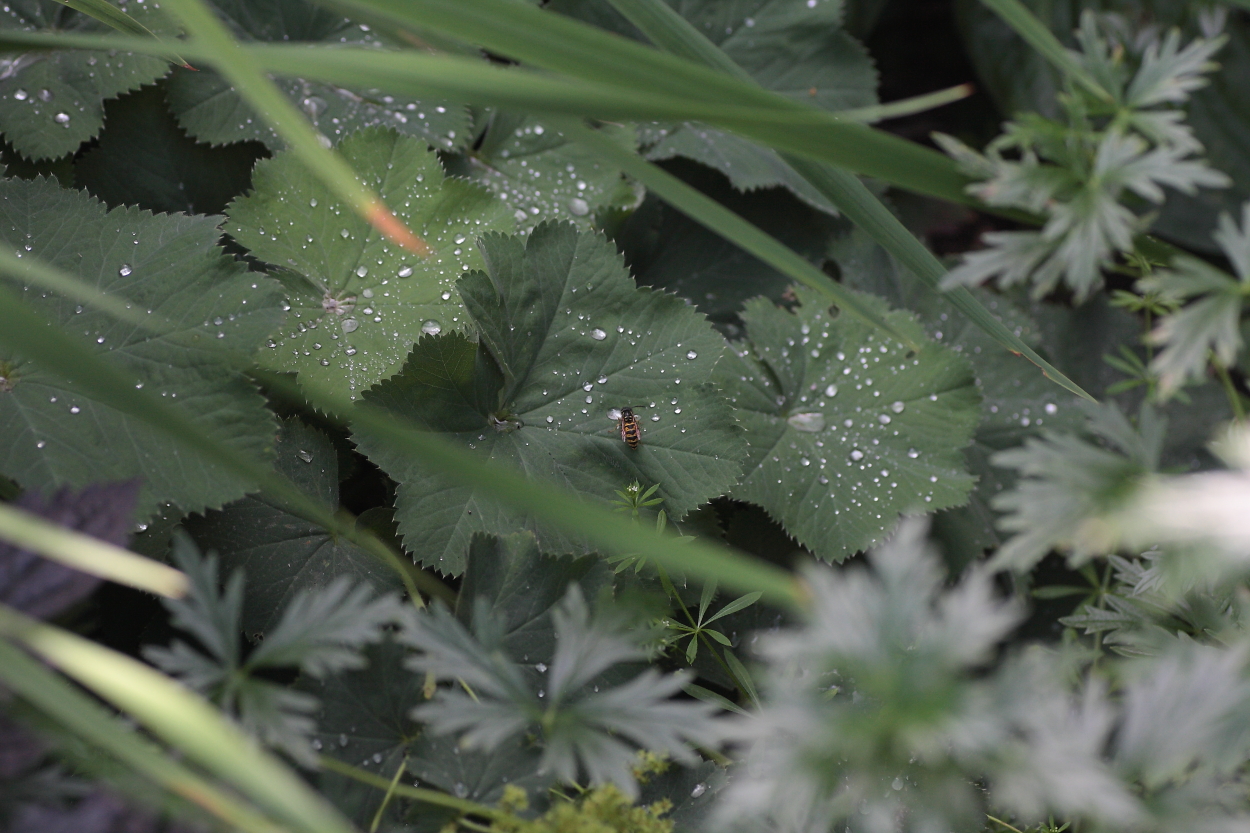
[907,448,920,458]
[691,783,708,798]
[568,197,590,216]
[824,384,838,397]
[397,265,413,278]
[891,400,906,413]
[297,449,313,462]
[787,412,825,433]
[686,350,698,359]
[590,328,607,341]
[118,264,132,277]
[421,320,442,336]
[849,449,864,461]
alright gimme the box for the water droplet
[892,777,903,791]
[355,265,368,277]
[546,415,554,423]
[686,350,698,360]
[824,384,838,397]
[340,228,350,238]
[535,662,547,673]
[398,265,413,278]
[341,318,359,333]
[309,198,318,208]
[691,783,708,798]
[13,89,27,101]
[297,449,313,463]
[37,88,52,102]
[421,320,442,336]
[907,448,920,458]
[53,112,69,126]
[787,412,825,433]
[454,783,469,798]
[440,291,452,301]
[891,400,905,413]
[118,264,132,277]
[1044,402,1058,415]
[568,197,590,216]
[607,408,622,420]
[590,328,607,341]
[849,449,864,461]
[878,415,891,425]
[69,406,80,414]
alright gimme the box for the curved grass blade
[0,503,187,598]
[605,0,1094,401]
[0,641,290,833]
[286,376,805,611]
[0,606,359,833]
[154,0,429,256]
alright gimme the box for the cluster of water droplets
[731,309,963,535]
[474,121,633,233]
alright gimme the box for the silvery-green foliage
[716,520,1143,833]
[938,12,1229,301]
[1140,202,1250,398]
[144,533,403,766]
[990,403,1164,572]
[401,585,724,797]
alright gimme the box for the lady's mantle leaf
[164,0,467,152]
[354,222,746,573]
[0,0,173,160]
[715,287,980,561]
[0,177,283,517]
[226,128,513,400]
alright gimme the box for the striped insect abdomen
[619,407,641,449]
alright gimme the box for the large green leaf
[0,0,172,160]
[74,82,266,215]
[0,177,283,516]
[458,532,611,663]
[183,419,403,637]
[455,115,641,233]
[354,222,747,573]
[226,127,514,400]
[164,0,468,151]
[831,228,1082,567]
[715,286,981,561]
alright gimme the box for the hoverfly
[617,407,641,449]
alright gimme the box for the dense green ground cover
[3,1,1250,832]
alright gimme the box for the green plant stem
[369,753,410,833]
[318,755,506,820]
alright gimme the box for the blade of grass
[0,248,174,333]
[0,28,973,206]
[606,0,1094,401]
[154,0,429,256]
[0,280,439,606]
[280,375,806,611]
[319,756,507,820]
[309,0,977,204]
[0,502,187,598]
[840,84,974,123]
[0,605,360,833]
[51,0,193,67]
[977,0,1113,102]
[0,641,291,833]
